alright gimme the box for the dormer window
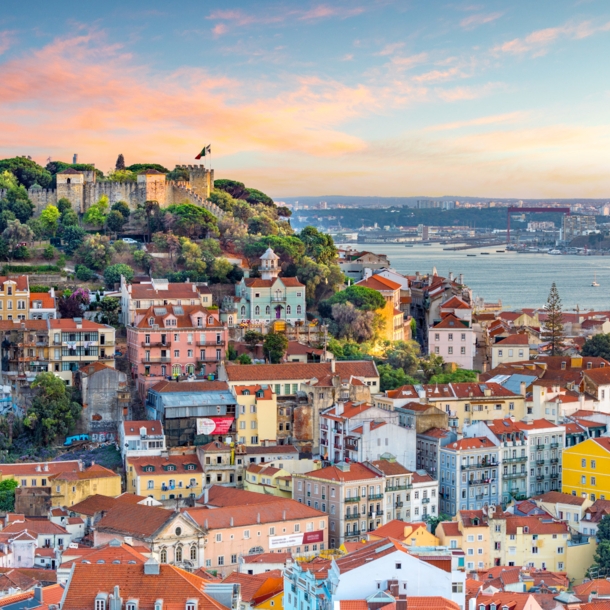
[149,318,155,326]
[186,600,198,610]
[155,601,163,610]
[243,389,250,396]
[143,465,155,472]
[490,604,496,610]
[523,526,529,533]
[126,600,139,610]
[95,593,108,610]
[208,316,213,324]
[197,317,202,327]
[164,464,176,471]
[185,464,196,471]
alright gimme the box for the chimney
[388,580,399,597]
[459,274,464,285]
[203,487,209,504]
[257,513,261,524]
[331,360,336,373]
[230,517,234,527]
[33,586,42,604]
[396,594,407,610]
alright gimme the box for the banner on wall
[196,417,234,435]
[269,530,324,549]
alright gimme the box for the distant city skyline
[1,0,609,198]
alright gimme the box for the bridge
[507,207,571,243]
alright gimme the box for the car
[122,237,138,244]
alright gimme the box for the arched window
[265,306,270,315]
[286,305,291,315]
[228,316,233,325]
[190,546,197,561]
[160,548,167,563]
[297,305,302,314]
[255,306,260,315]
[186,364,195,375]
[248,546,264,555]
[241,306,246,316]
[175,546,183,562]
[172,364,181,376]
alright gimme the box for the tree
[378,364,418,391]
[42,245,55,260]
[111,200,130,219]
[589,514,610,576]
[429,369,479,384]
[62,225,87,255]
[40,204,60,237]
[423,513,451,535]
[24,372,82,444]
[76,234,112,270]
[244,330,264,350]
[542,282,566,356]
[320,285,385,318]
[236,353,252,364]
[84,195,109,230]
[244,187,274,207]
[106,169,136,182]
[127,163,170,174]
[209,258,233,283]
[0,479,18,513]
[0,157,53,189]
[106,210,127,235]
[299,226,338,265]
[248,215,278,236]
[582,334,610,360]
[57,197,72,215]
[420,354,445,382]
[384,340,420,376]
[264,332,288,364]
[75,265,95,281]
[330,302,377,343]
[104,263,134,288]
[60,208,79,227]
[98,297,121,326]
[2,219,34,261]
[115,154,126,170]
[214,179,247,199]
[58,293,85,318]
[166,203,218,239]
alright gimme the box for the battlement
[27,188,55,195]
[175,164,210,170]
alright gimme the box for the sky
[1,0,610,199]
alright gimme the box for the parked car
[122,237,138,244]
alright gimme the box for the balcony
[461,462,497,470]
[503,471,524,479]
[386,483,412,491]
[368,493,384,500]
[99,355,115,361]
[395,501,403,507]
[536,475,545,481]
[344,513,359,520]
[320,439,328,446]
[198,357,221,364]
[534,444,547,450]
[504,456,527,463]
[422,497,430,504]
[142,357,171,363]
[271,296,286,302]
[550,443,560,449]
[536,459,545,465]
[550,458,559,464]
[550,472,559,479]
[141,341,171,348]
[345,496,360,503]
[197,340,224,347]
[475,494,484,500]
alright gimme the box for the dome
[260,247,279,261]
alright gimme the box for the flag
[195,144,211,160]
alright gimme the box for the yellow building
[0,276,30,321]
[436,510,491,570]
[126,454,204,501]
[243,463,292,498]
[369,520,439,546]
[254,590,283,610]
[233,385,278,446]
[562,437,610,501]
[49,464,121,507]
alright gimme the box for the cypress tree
[115,154,125,170]
[542,282,566,355]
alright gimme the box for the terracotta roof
[325,401,373,420]
[503,516,569,536]
[495,334,530,346]
[444,437,497,451]
[514,419,563,432]
[150,380,229,393]
[122,421,163,435]
[574,578,610,596]
[334,538,410,574]
[460,510,489,527]
[442,296,471,310]
[135,304,220,329]
[476,593,538,610]
[370,460,411,476]
[0,460,81,477]
[127,454,203,476]
[438,521,461,537]
[584,499,610,523]
[244,277,304,288]
[50,464,119,481]
[129,282,203,299]
[58,168,81,175]
[61,563,227,610]
[412,471,435,483]
[285,342,324,357]
[70,494,119,516]
[371,520,426,539]
[60,541,148,569]
[339,599,459,610]
[79,361,114,375]
[241,552,292,564]
[186,498,324,529]
[243,445,298,455]
[233,385,274,399]
[29,292,55,309]
[222,572,283,604]
[585,368,610,385]
[419,427,452,439]
[95,503,177,539]
[224,361,378,382]
[432,314,469,330]
[301,462,380,482]
[139,169,165,175]
[592,437,610,453]
[49,319,112,330]
[199,486,280,507]
[355,275,401,292]
[2,519,68,536]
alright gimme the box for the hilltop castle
[4,165,225,219]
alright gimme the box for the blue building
[439,437,501,516]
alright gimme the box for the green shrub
[42,245,56,260]
[75,265,95,281]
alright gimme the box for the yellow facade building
[369,520,439,546]
[562,437,610,501]
[233,385,278,446]
[0,276,30,321]
[243,464,292,498]
[126,454,204,501]
[50,464,122,507]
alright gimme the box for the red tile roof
[224,361,378,382]
[122,421,163,435]
[2,519,68,536]
[233,385,274,399]
[29,292,55,309]
[49,319,112,330]
[302,462,381,482]
[150,380,229,393]
[129,282,204,299]
[495,334,530,346]
[503,516,569,536]
[135,304,220,329]
[0,276,28,291]
[432,314,469,330]
[441,296,471,310]
[438,522,461,537]
[61,563,227,610]
[444,437,497,451]
[574,578,610,596]
[355,275,401,292]
[244,277,304,288]
[370,460,411,476]
[95,503,177,538]
[0,460,81,478]
[60,542,148,569]
[592,437,610,453]
[585,368,610,385]
[371,520,426,539]
[127,454,203,476]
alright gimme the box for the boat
[467,254,476,257]
[592,273,600,287]
[548,249,562,255]
[404,244,414,247]
[496,250,505,253]
[481,252,490,255]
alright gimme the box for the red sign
[303,530,324,544]
[197,416,234,435]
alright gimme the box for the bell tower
[260,248,280,280]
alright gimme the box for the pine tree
[542,282,566,355]
[115,154,125,170]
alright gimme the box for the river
[339,243,610,312]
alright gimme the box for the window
[591,477,596,486]
[231,554,237,564]
[255,306,260,315]
[95,598,107,610]
[582,459,587,467]
[452,583,463,593]
[395,562,402,569]
[218,556,224,566]
[448,347,453,355]
[175,546,183,562]
[592,460,597,469]
[160,548,167,563]
[191,546,197,561]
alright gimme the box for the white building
[119,420,166,465]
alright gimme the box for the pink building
[127,304,228,396]
[428,296,475,370]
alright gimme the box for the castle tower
[56,168,85,213]
[186,165,214,199]
[260,247,280,280]
[136,169,167,206]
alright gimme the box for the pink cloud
[493,19,610,55]
[375,42,405,57]
[424,111,528,131]
[460,12,503,29]
[0,31,15,56]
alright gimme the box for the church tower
[260,248,280,280]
